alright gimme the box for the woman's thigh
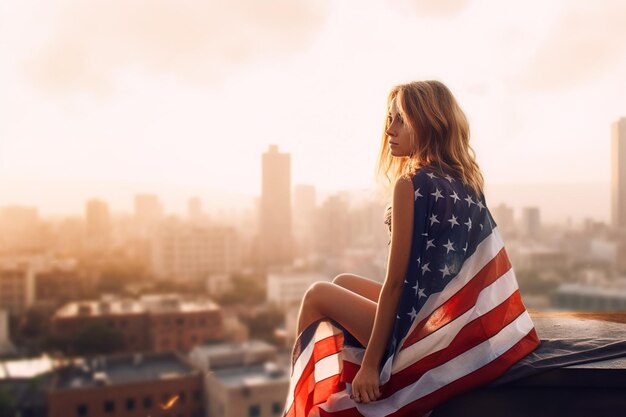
[332,273,383,303]
[305,281,378,347]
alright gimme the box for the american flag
[283,166,540,417]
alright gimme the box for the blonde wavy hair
[375,80,484,200]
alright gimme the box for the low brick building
[48,351,203,417]
[51,294,225,353]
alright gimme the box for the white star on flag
[465,218,472,231]
[450,191,460,203]
[429,214,440,226]
[412,282,419,294]
[418,288,427,298]
[444,174,454,182]
[426,239,436,250]
[431,189,444,202]
[415,188,423,200]
[407,307,418,320]
[477,200,485,211]
[464,195,475,208]
[421,262,431,274]
[439,264,452,278]
[426,172,437,179]
[448,214,460,228]
[443,239,455,253]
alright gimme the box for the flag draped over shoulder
[283,166,540,417]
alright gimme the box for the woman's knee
[304,281,333,306]
[332,273,354,287]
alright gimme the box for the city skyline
[2,1,626,214]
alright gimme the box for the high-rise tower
[259,145,293,266]
[611,118,626,231]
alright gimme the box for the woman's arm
[351,175,415,403]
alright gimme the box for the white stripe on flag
[315,352,341,382]
[392,268,518,372]
[357,311,534,417]
[285,321,343,412]
[397,227,505,351]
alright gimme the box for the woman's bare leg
[296,281,378,347]
[332,273,383,302]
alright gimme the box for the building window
[126,398,135,411]
[103,400,115,413]
[76,404,88,417]
[272,402,283,415]
[249,404,261,417]
[143,396,153,409]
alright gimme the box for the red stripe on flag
[313,374,345,406]
[390,329,540,417]
[401,247,512,350]
[314,332,345,362]
[382,290,526,395]
[286,332,345,417]
[340,360,360,384]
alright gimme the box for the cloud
[520,1,626,91]
[390,0,470,17]
[21,0,330,95]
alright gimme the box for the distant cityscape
[1,119,626,416]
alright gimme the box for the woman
[284,80,540,417]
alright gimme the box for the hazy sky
[1,0,626,215]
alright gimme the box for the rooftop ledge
[431,311,626,417]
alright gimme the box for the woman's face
[386,97,414,157]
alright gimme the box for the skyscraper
[611,117,626,231]
[520,206,540,239]
[134,193,164,239]
[293,184,317,255]
[259,145,293,266]
[85,198,112,252]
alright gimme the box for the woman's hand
[350,364,381,404]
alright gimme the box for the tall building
[0,310,16,354]
[151,219,242,282]
[491,203,516,236]
[85,199,112,253]
[612,118,626,231]
[315,194,351,256]
[0,205,41,252]
[0,264,35,316]
[259,145,293,266]
[134,193,164,239]
[521,207,541,239]
[188,196,206,224]
[293,184,316,255]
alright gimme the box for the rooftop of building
[54,294,221,318]
[192,339,275,357]
[53,351,198,390]
[0,354,55,379]
[212,361,288,388]
[555,282,626,299]
[432,311,626,417]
